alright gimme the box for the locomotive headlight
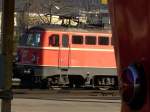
[31,53,39,64]
[31,54,37,64]
[15,51,21,62]
[120,63,146,110]
[15,55,20,62]
[24,68,31,74]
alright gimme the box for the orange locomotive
[13,25,117,89]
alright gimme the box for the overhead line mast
[1,0,15,112]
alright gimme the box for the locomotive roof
[28,24,111,34]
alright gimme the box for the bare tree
[16,0,101,27]
[16,0,32,33]
[35,0,80,25]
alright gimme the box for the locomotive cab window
[20,32,41,47]
[98,36,109,45]
[85,36,96,45]
[49,34,59,47]
[72,35,83,44]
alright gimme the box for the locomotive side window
[72,35,83,44]
[85,36,96,45]
[49,34,59,47]
[20,32,41,47]
[62,34,69,47]
[98,36,109,45]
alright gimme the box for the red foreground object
[109,0,150,112]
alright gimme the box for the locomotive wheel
[68,75,84,88]
[97,86,110,90]
[40,79,48,89]
[20,75,33,89]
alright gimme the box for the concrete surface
[6,98,121,112]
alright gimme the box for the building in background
[0,0,111,43]
[99,0,110,29]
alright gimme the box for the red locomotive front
[14,25,117,89]
[109,0,149,111]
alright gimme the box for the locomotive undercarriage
[46,75,118,90]
[13,64,118,90]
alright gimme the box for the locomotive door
[58,34,70,85]
[59,34,70,69]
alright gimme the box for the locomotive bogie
[14,64,117,89]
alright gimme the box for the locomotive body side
[14,26,117,88]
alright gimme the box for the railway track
[12,89,120,102]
